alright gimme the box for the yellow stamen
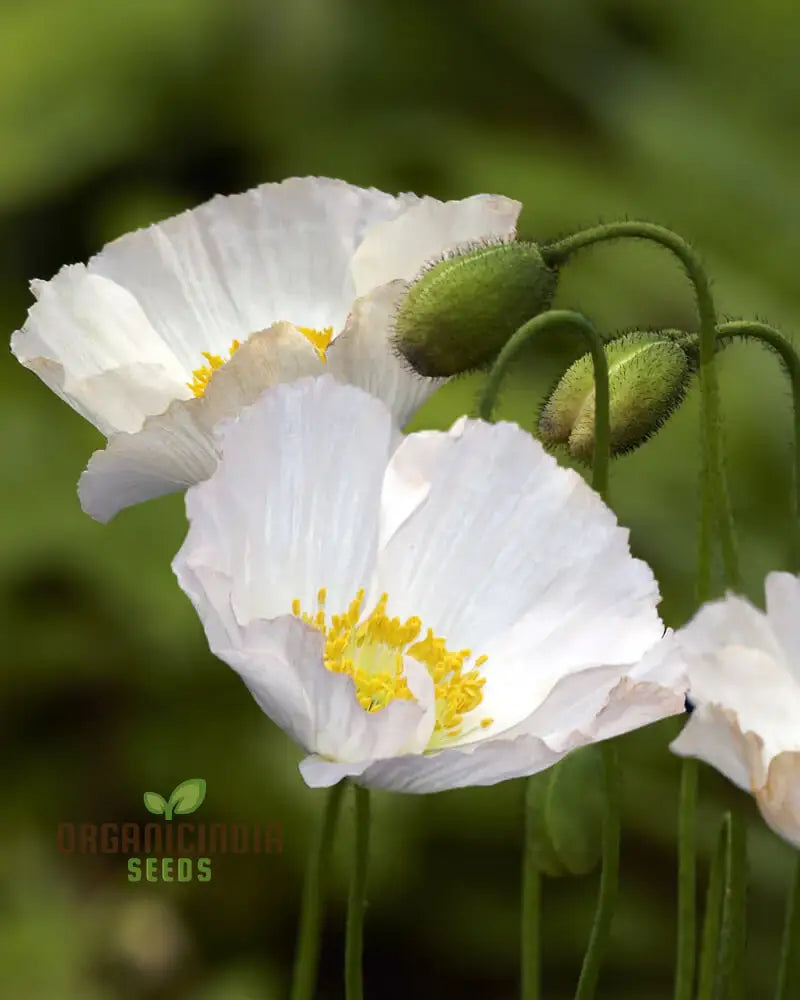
[292,588,492,745]
[187,339,242,397]
[186,325,334,398]
[297,325,334,362]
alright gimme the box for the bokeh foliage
[2,1,799,997]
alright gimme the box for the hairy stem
[477,309,610,498]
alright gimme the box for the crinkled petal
[673,595,800,760]
[510,634,686,751]
[78,323,324,521]
[11,268,189,434]
[375,417,663,737]
[89,177,419,368]
[757,751,800,848]
[173,376,401,627]
[326,280,445,428]
[344,734,563,794]
[351,193,521,296]
[765,571,800,681]
[168,565,434,766]
[298,658,437,787]
[314,643,684,793]
[671,704,755,792]
[670,580,800,847]
[673,710,800,847]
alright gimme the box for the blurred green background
[2,1,799,997]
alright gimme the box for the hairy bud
[524,747,605,878]
[539,331,693,461]
[393,241,557,377]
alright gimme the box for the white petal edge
[173,375,402,627]
[11,268,189,435]
[89,177,421,369]
[765,571,800,680]
[78,323,326,521]
[345,639,686,794]
[672,593,800,761]
[374,416,664,739]
[350,193,522,296]
[326,280,446,428]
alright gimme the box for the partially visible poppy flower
[12,177,520,521]
[671,572,800,847]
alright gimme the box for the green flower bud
[538,331,694,462]
[525,747,605,878]
[393,241,558,377]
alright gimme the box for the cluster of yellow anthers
[187,339,242,397]
[292,588,493,741]
[187,326,334,398]
[296,325,334,361]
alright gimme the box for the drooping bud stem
[394,241,558,377]
[477,309,610,498]
[714,321,800,572]
[539,331,694,462]
[541,221,738,596]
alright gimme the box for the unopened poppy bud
[525,747,605,878]
[393,241,557,377]
[538,331,693,462]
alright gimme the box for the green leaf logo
[143,779,206,821]
[143,791,168,816]
[166,778,206,820]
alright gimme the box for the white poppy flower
[671,572,800,847]
[11,176,521,522]
[172,375,685,793]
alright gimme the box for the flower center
[186,326,334,398]
[292,588,493,745]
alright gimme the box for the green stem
[573,742,621,1000]
[715,321,800,570]
[345,784,371,1000]
[675,758,698,1000]
[290,783,346,1000]
[715,810,748,1000]
[774,855,800,1000]
[542,221,739,596]
[521,780,542,1000]
[697,815,730,1000]
[476,309,610,498]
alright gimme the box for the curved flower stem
[696,814,730,1000]
[715,321,800,570]
[716,809,748,1000]
[542,221,739,594]
[290,783,346,1000]
[521,780,543,1000]
[573,742,621,1000]
[774,855,800,1000]
[476,309,610,498]
[345,784,371,1000]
